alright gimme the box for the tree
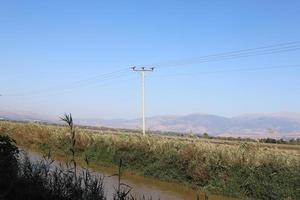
[203,132,209,139]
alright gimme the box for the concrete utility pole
[132,67,154,136]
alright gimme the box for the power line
[4,69,130,97]
[3,41,300,97]
[145,41,300,68]
[70,68,128,85]
[149,64,300,78]
[18,75,137,99]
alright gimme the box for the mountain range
[1,109,300,139]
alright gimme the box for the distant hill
[1,109,300,139]
[0,109,54,122]
[80,113,300,139]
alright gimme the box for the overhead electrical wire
[70,68,128,85]
[23,74,137,98]
[2,41,300,97]
[4,68,131,97]
[149,64,300,78]
[146,41,300,68]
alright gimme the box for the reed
[0,118,152,200]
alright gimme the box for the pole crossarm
[131,66,155,72]
[131,67,154,136]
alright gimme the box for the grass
[0,120,299,200]
[0,115,150,200]
[0,133,107,200]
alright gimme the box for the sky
[0,0,300,119]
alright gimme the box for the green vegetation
[0,116,148,200]
[0,135,19,197]
[0,134,107,200]
[1,120,299,200]
[259,137,300,145]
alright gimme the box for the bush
[0,135,19,197]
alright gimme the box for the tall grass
[0,133,107,200]
[1,120,299,199]
[0,116,150,200]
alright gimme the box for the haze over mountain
[1,108,300,139]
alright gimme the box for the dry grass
[1,121,299,200]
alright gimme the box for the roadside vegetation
[0,119,299,200]
[0,115,146,200]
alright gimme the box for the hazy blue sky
[1,0,300,119]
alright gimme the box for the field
[0,120,299,200]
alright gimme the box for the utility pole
[132,67,154,136]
